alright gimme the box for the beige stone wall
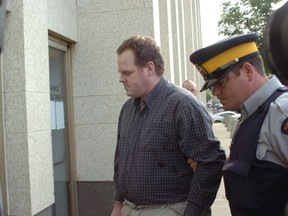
[48,0,78,41]
[3,0,53,215]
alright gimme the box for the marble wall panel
[23,0,49,93]
[4,92,27,133]
[3,0,26,92]
[73,94,127,125]
[170,0,180,84]
[77,0,152,15]
[75,124,117,181]
[5,132,31,215]
[3,1,55,215]
[158,1,171,82]
[158,0,169,35]
[4,0,49,93]
[28,131,54,215]
[161,35,172,81]
[48,0,77,41]
[176,1,186,86]
[73,12,120,97]
[73,8,154,97]
[26,92,51,133]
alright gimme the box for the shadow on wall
[77,181,115,216]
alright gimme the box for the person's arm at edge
[178,102,226,216]
[111,201,123,216]
[111,108,125,216]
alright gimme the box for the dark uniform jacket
[223,87,288,216]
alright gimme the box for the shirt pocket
[141,120,178,151]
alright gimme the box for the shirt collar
[241,76,283,120]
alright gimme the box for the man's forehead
[186,81,196,87]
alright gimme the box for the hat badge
[195,64,209,78]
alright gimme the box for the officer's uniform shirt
[239,76,288,168]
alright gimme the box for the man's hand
[111,201,123,216]
[187,159,198,172]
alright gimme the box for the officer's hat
[190,33,259,92]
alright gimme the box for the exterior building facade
[0,0,204,215]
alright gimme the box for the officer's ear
[241,62,256,82]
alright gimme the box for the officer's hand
[187,158,198,172]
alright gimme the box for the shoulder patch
[281,118,288,135]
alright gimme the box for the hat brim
[200,68,231,92]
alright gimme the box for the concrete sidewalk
[211,123,232,216]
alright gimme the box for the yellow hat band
[202,42,258,74]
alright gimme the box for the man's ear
[242,62,255,81]
[146,61,156,76]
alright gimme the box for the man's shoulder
[273,92,288,115]
[166,82,194,100]
[165,85,208,113]
[121,97,134,110]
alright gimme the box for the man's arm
[111,202,123,216]
[177,101,226,216]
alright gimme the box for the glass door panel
[49,46,71,216]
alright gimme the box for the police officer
[190,33,288,216]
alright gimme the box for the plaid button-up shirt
[114,77,226,215]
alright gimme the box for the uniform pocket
[223,160,260,208]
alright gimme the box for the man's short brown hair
[117,35,165,76]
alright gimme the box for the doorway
[49,39,77,216]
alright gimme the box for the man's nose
[212,86,220,96]
[119,73,125,83]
